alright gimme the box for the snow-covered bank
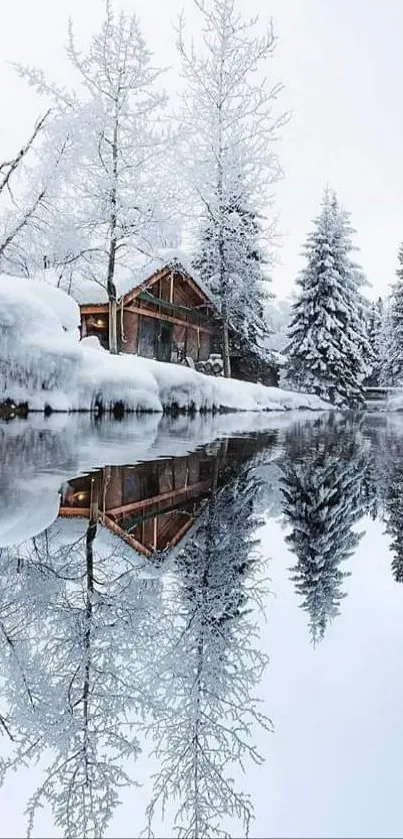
[0,274,329,414]
[75,347,329,414]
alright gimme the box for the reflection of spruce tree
[281,419,367,644]
[360,421,391,522]
[382,436,403,582]
[147,465,270,839]
[360,450,378,521]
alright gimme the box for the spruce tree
[382,435,403,582]
[365,297,384,387]
[281,418,367,644]
[193,187,272,357]
[285,190,369,407]
[387,244,403,385]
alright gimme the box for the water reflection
[2,413,403,837]
[59,433,276,559]
[280,416,369,644]
[0,427,276,838]
[145,458,271,838]
[1,516,162,838]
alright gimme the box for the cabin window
[61,477,91,508]
[121,463,161,511]
[138,316,157,358]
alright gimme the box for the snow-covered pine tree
[16,1,167,353]
[386,244,403,385]
[364,297,384,387]
[378,297,393,386]
[281,418,368,644]
[177,0,285,376]
[193,182,272,362]
[381,433,403,582]
[285,189,370,407]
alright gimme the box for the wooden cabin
[78,258,280,384]
[80,262,222,366]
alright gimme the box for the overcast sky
[1,0,402,300]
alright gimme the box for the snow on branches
[15,0,168,351]
[285,189,371,408]
[177,0,287,376]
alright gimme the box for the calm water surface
[0,411,402,839]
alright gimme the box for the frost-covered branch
[14,0,168,351]
[176,0,286,375]
[0,110,50,198]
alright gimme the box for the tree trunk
[218,235,231,377]
[222,318,231,378]
[107,103,119,355]
[109,299,118,355]
[216,50,231,379]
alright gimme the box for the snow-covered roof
[34,249,215,307]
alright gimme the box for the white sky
[1,0,402,299]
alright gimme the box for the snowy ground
[0,273,329,414]
[386,389,403,411]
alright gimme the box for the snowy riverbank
[0,274,329,414]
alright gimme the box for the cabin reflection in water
[59,434,274,557]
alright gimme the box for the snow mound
[19,272,81,332]
[75,345,162,412]
[0,275,81,409]
[0,475,62,547]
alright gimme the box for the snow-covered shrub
[0,276,81,409]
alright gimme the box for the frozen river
[0,410,402,839]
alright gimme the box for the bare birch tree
[16,0,167,353]
[0,112,53,271]
[177,0,286,376]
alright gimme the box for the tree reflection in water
[0,513,164,837]
[280,416,369,644]
[0,440,272,838]
[146,459,271,839]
